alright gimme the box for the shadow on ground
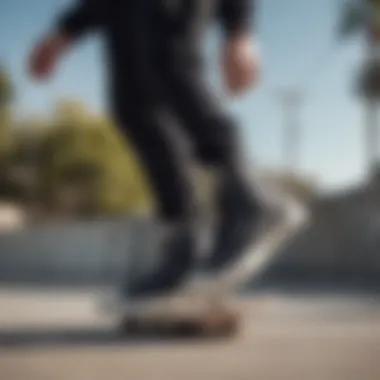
[0,326,229,350]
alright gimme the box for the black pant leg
[155,52,264,274]
[108,36,201,296]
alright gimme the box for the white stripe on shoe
[182,194,310,298]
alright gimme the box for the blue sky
[0,0,371,192]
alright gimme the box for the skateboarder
[29,0,305,301]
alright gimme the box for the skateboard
[109,194,308,338]
[111,294,241,338]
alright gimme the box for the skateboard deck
[115,295,240,337]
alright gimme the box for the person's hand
[28,33,70,81]
[222,34,260,96]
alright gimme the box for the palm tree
[339,0,380,175]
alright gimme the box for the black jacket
[56,0,254,41]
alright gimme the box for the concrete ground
[0,288,379,380]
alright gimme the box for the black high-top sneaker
[124,221,198,300]
[203,169,264,274]
[199,170,309,293]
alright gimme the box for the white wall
[0,218,160,285]
[1,197,380,287]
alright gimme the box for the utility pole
[279,89,304,175]
[365,0,380,176]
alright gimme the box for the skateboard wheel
[201,309,241,337]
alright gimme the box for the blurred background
[1,1,380,379]
[0,0,379,287]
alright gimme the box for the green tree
[0,65,13,105]
[38,99,153,217]
[0,65,14,197]
[6,119,49,202]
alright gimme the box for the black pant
[108,1,241,222]
[107,1,260,295]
